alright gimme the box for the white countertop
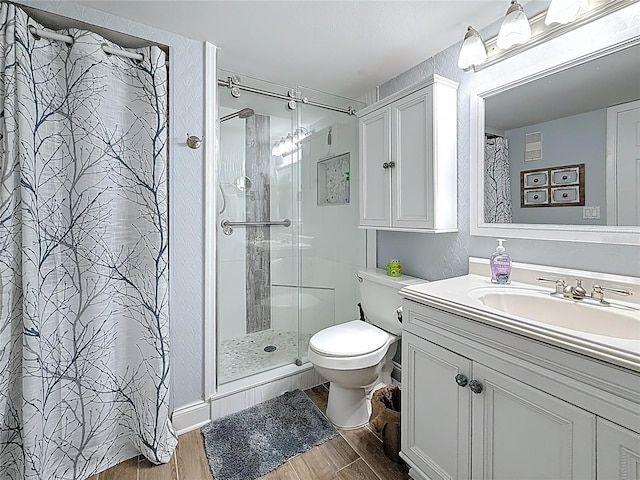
[400,273,640,372]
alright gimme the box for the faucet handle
[537,277,566,295]
[591,284,632,305]
[596,285,632,296]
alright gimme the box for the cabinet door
[359,108,391,227]
[471,363,596,480]
[597,418,640,479]
[402,332,472,480]
[392,87,433,229]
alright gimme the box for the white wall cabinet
[401,299,639,480]
[358,75,458,232]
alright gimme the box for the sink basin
[469,287,640,341]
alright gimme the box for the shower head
[220,108,255,122]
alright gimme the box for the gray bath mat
[201,389,338,480]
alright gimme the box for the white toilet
[307,269,423,428]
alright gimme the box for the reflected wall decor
[521,163,585,208]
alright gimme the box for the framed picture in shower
[317,153,350,206]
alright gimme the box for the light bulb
[283,134,294,153]
[458,26,487,70]
[545,0,589,25]
[497,0,531,50]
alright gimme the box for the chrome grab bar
[221,218,291,235]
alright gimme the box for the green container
[387,259,402,277]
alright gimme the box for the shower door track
[218,77,357,116]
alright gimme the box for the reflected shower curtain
[484,136,513,223]
[0,4,176,479]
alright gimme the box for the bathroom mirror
[471,33,640,245]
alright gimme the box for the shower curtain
[0,4,176,479]
[484,136,513,223]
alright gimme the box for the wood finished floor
[91,384,409,480]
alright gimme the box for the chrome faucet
[538,277,633,306]
[563,279,587,300]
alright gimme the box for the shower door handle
[221,219,292,235]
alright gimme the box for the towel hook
[187,134,203,149]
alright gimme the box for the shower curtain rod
[217,78,356,116]
[28,25,168,66]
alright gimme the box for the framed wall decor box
[521,163,585,208]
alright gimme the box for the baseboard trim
[172,400,211,435]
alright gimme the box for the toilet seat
[309,320,390,357]
[308,320,396,370]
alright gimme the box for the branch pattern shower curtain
[0,4,176,479]
[484,136,513,223]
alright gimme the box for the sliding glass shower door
[216,71,366,386]
[217,73,300,384]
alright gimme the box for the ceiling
[72,1,512,99]
[485,45,640,132]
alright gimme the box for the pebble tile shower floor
[218,329,313,384]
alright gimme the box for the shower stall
[216,71,366,387]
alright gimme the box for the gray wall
[506,109,606,225]
[18,0,207,409]
[376,1,639,280]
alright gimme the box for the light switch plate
[583,206,600,219]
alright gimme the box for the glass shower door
[217,72,300,385]
[295,86,366,364]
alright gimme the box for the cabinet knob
[469,380,484,394]
[388,161,396,168]
[455,374,468,387]
[382,162,389,169]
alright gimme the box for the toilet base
[326,383,370,429]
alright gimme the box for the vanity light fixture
[458,0,633,71]
[457,26,488,70]
[545,0,590,25]
[271,127,310,157]
[497,0,532,50]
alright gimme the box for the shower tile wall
[245,114,272,333]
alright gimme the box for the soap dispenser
[490,239,512,284]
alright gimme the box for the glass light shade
[272,138,285,156]
[497,1,532,50]
[458,27,487,69]
[545,0,589,25]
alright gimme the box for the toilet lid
[309,320,390,357]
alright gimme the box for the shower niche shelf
[317,152,350,206]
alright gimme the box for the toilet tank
[358,269,425,335]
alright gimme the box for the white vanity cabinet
[597,418,640,479]
[358,75,458,232]
[401,299,640,480]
